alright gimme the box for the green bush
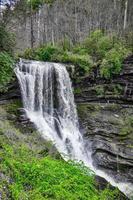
[27,0,55,9]
[0,25,15,55]
[22,45,94,76]
[57,52,93,74]
[83,30,104,57]
[100,46,130,79]
[95,85,105,96]
[96,35,113,58]
[0,142,119,200]
[22,30,131,79]
[22,48,36,60]
[35,45,62,61]
[0,52,14,92]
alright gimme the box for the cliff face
[6,0,133,52]
[75,55,133,104]
[76,55,133,192]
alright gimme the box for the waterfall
[15,59,89,163]
[15,59,133,198]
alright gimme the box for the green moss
[77,103,101,119]
[95,85,105,96]
[2,100,22,116]
[104,104,121,112]
[119,116,133,138]
[94,84,123,97]
[127,145,133,149]
[74,88,82,94]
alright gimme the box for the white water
[15,59,133,198]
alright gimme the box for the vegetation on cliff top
[0,26,132,93]
[21,30,131,79]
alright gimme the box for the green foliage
[22,30,131,79]
[95,84,123,97]
[58,52,93,75]
[95,85,105,96]
[74,87,82,95]
[0,102,120,200]
[83,30,131,79]
[0,25,15,55]
[100,46,130,79]
[96,36,113,58]
[27,0,55,10]
[22,48,36,60]
[120,116,133,137]
[0,52,14,92]
[83,30,103,55]
[0,143,119,200]
[35,45,62,61]
[0,24,15,93]
[28,0,43,10]
[22,45,94,76]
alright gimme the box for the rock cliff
[76,55,133,193]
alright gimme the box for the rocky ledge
[76,55,133,198]
[78,103,133,183]
[75,55,133,104]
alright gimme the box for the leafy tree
[0,52,14,92]
[0,24,15,55]
[27,0,55,10]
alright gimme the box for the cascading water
[15,59,133,198]
[15,59,90,163]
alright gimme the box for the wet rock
[0,80,21,102]
[76,56,133,189]
[78,102,133,186]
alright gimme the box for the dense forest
[0,0,133,199]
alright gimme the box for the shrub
[83,30,104,57]
[56,52,93,75]
[27,0,55,9]
[22,45,94,76]
[95,85,105,96]
[22,48,36,60]
[35,45,62,61]
[0,25,15,55]
[22,30,131,79]
[96,35,113,58]
[0,142,119,200]
[0,52,14,92]
[100,46,130,79]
